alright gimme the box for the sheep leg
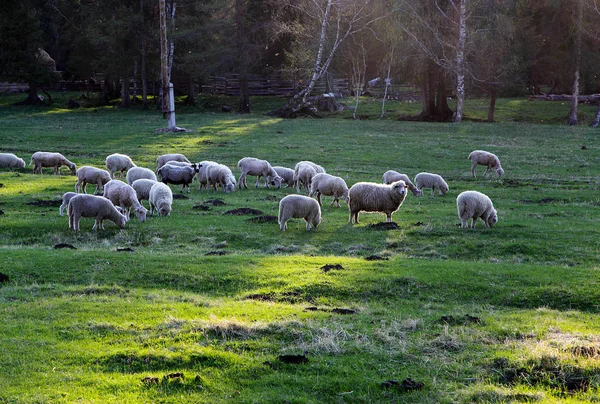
[460,219,469,228]
[82,182,88,194]
[471,217,478,229]
[386,213,393,223]
[305,218,312,230]
[75,181,81,193]
[317,193,323,207]
[471,162,477,178]
[431,187,435,197]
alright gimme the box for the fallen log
[528,94,600,103]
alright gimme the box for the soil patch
[205,199,227,206]
[116,247,135,252]
[0,210,4,215]
[192,204,210,211]
[172,194,189,200]
[27,199,62,207]
[303,306,356,315]
[205,250,228,256]
[247,215,278,223]
[320,263,345,272]
[54,243,76,250]
[382,378,425,392]
[439,314,482,325]
[278,354,309,364]
[224,207,264,215]
[369,222,399,230]
[0,272,9,284]
[365,255,388,261]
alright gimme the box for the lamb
[67,194,127,231]
[131,178,158,206]
[75,166,111,194]
[269,166,295,188]
[468,150,504,178]
[149,182,173,217]
[414,172,449,196]
[105,153,136,179]
[237,157,283,189]
[207,164,236,193]
[309,173,349,207]
[348,180,407,224]
[456,190,498,229]
[59,192,77,216]
[295,163,317,193]
[0,153,26,171]
[126,167,157,184]
[102,179,148,222]
[293,160,325,190]
[382,170,423,197]
[196,161,219,190]
[278,194,322,231]
[30,152,77,175]
[156,153,190,174]
[157,163,199,193]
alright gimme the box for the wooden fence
[201,75,349,96]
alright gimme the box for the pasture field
[0,93,599,403]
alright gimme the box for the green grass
[0,92,599,403]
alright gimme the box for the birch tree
[567,0,583,125]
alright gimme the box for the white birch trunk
[301,0,332,104]
[453,0,466,123]
[567,0,582,126]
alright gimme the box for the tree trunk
[184,79,196,106]
[121,78,130,108]
[567,0,582,126]
[140,0,148,109]
[159,0,173,126]
[132,61,138,104]
[301,0,331,104]
[487,88,497,123]
[453,0,467,123]
[236,0,250,114]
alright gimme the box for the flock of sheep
[0,149,504,231]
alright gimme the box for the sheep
[67,194,127,231]
[468,150,504,178]
[156,153,190,174]
[126,167,157,184]
[348,180,407,224]
[278,194,322,231]
[149,182,173,217]
[207,164,236,193]
[59,192,77,216]
[131,178,158,207]
[456,190,498,229]
[75,166,111,194]
[30,152,77,175]
[196,161,219,190]
[293,160,325,190]
[0,153,26,171]
[102,179,148,222]
[295,163,317,193]
[309,173,349,207]
[157,163,199,193]
[269,166,295,188]
[414,172,449,196]
[382,170,423,197]
[105,153,136,179]
[237,157,283,189]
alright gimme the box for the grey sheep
[105,153,136,179]
[293,161,325,190]
[382,170,422,197]
[131,178,158,207]
[0,153,26,171]
[75,166,111,194]
[414,172,449,196]
[208,164,236,193]
[468,150,504,178]
[196,161,219,190]
[157,163,199,193]
[309,173,349,207]
[269,166,295,188]
[295,163,317,193]
[156,153,190,174]
[30,152,77,175]
[126,167,157,184]
[59,192,77,216]
[278,194,322,231]
[149,182,173,217]
[348,181,407,224]
[102,179,148,222]
[457,190,498,229]
[237,157,283,189]
[68,194,127,231]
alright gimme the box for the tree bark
[140,0,148,109]
[236,0,250,114]
[567,0,582,126]
[453,0,467,123]
[159,0,174,127]
[487,88,497,122]
[121,78,130,108]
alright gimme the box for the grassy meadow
[0,92,599,403]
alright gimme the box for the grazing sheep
[309,173,349,207]
[468,150,504,178]
[0,153,26,171]
[131,178,158,207]
[269,166,295,188]
[278,194,322,231]
[294,163,318,193]
[105,153,136,179]
[414,172,449,196]
[348,181,407,224]
[75,166,111,194]
[382,170,423,197]
[208,164,236,193]
[156,153,190,174]
[457,190,498,229]
[149,182,173,217]
[157,163,199,193]
[293,160,325,190]
[196,161,219,190]
[59,192,77,216]
[237,157,283,189]
[67,194,127,231]
[126,167,157,184]
[102,180,148,222]
[30,152,77,175]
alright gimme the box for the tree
[567,0,583,125]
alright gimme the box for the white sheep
[149,182,173,217]
[196,161,219,190]
[126,167,157,184]
[105,153,136,179]
[278,194,322,231]
[237,157,283,189]
[348,180,407,224]
[456,190,498,229]
[382,170,423,197]
[75,166,111,194]
[30,152,77,175]
[414,172,449,196]
[309,173,349,207]
[67,194,127,231]
[59,192,77,216]
[468,150,504,178]
[102,179,148,222]
[293,160,325,190]
[295,163,317,193]
[208,164,236,193]
[157,163,199,193]
[0,153,26,171]
[269,166,295,188]
[131,178,158,207]
[156,153,190,174]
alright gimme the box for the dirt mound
[247,215,278,223]
[224,208,264,215]
[369,222,399,230]
[27,200,62,207]
[320,263,345,272]
[54,243,76,249]
[205,199,226,206]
